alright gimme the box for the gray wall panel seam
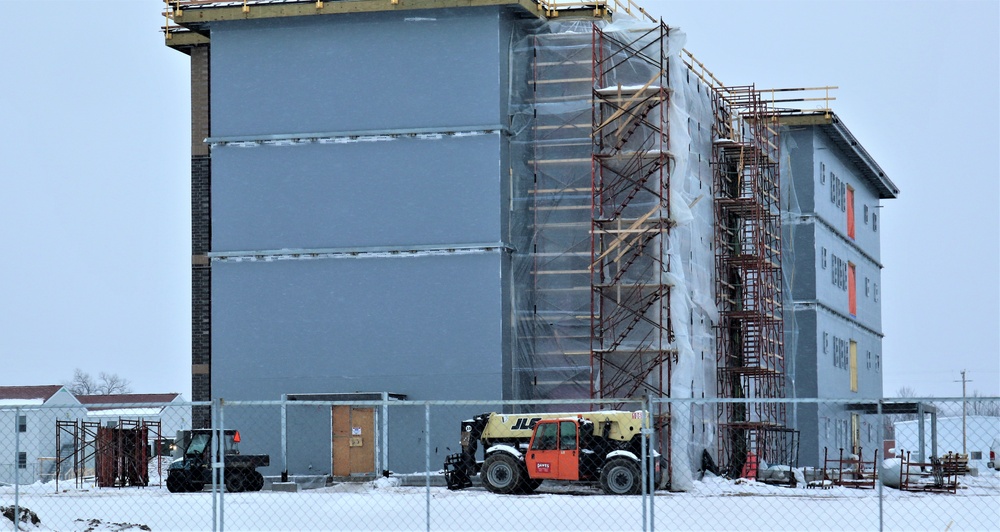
[209,242,514,259]
[791,301,884,338]
[206,126,508,144]
[793,214,883,268]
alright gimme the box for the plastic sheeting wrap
[508,16,719,489]
[663,28,718,491]
[780,131,803,425]
[509,20,596,403]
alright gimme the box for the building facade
[0,385,85,484]
[164,0,895,480]
[780,114,899,466]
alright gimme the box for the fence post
[641,398,647,531]
[219,398,226,532]
[281,395,288,483]
[14,406,20,531]
[211,399,217,532]
[381,392,389,475]
[877,400,884,532]
[647,395,656,532]
[425,402,431,532]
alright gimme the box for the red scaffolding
[590,23,673,402]
[56,418,163,489]
[711,85,796,476]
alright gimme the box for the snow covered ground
[2,470,998,531]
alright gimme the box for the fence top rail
[221,397,649,407]
[1,396,992,411]
[0,401,212,411]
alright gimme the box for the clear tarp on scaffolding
[508,16,719,489]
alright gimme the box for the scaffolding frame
[823,446,879,489]
[588,24,675,484]
[55,419,100,489]
[56,418,164,490]
[590,23,673,403]
[710,83,795,476]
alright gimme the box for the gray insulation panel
[211,254,506,399]
[209,9,505,137]
[211,254,507,473]
[211,135,503,251]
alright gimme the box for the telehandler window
[560,421,577,450]
[532,423,558,451]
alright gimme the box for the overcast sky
[0,0,996,400]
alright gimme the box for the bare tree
[97,372,132,395]
[65,368,132,395]
[895,386,917,398]
[66,368,98,395]
[968,390,1000,417]
[884,386,920,439]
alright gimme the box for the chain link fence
[2,397,998,531]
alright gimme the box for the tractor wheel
[481,454,525,495]
[600,458,641,495]
[166,472,187,493]
[247,471,265,492]
[225,471,247,493]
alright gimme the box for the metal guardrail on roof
[162,0,657,40]
[681,49,837,117]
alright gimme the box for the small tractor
[444,411,660,495]
[167,429,270,493]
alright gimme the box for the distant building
[780,114,899,466]
[895,416,1000,472]
[0,385,84,484]
[0,387,186,484]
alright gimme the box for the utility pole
[954,370,971,455]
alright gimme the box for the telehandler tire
[600,457,641,495]
[516,477,543,494]
[482,454,525,495]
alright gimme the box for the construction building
[162,0,895,486]
[780,114,899,466]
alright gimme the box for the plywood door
[332,406,375,477]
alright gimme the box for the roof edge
[780,112,899,200]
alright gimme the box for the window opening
[851,414,861,454]
[846,186,855,239]
[848,262,857,316]
[849,340,858,392]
